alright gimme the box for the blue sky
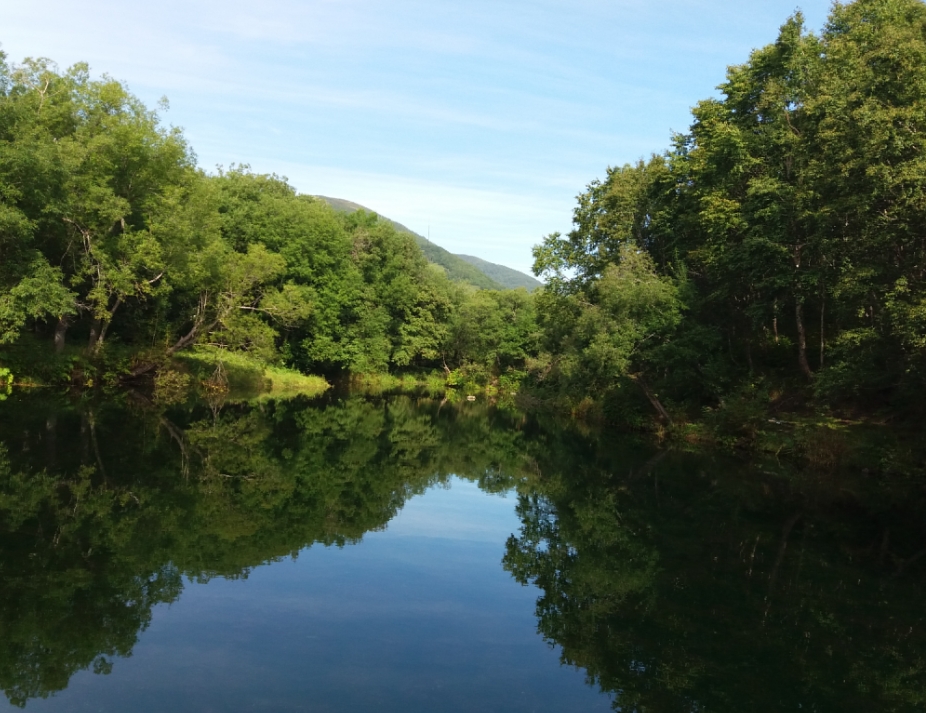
[1,0,833,275]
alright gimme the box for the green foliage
[6,0,923,440]
[444,288,539,370]
[531,243,685,421]
[0,258,76,344]
[0,368,11,400]
[531,0,926,427]
[207,172,461,374]
[0,56,520,385]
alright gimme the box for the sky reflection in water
[1,393,924,712]
[5,479,610,713]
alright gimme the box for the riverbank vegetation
[1,0,924,470]
[0,50,536,394]
[529,0,926,453]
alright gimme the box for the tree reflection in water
[0,392,525,706]
[504,431,926,711]
[0,392,924,709]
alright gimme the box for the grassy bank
[347,371,446,397]
[347,368,526,404]
[173,348,329,403]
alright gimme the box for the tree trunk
[632,374,673,424]
[95,297,122,352]
[129,316,216,378]
[87,298,123,355]
[795,297,813,379]
[773,298,779,344]
[820,290,826,369]
[54,316,70,354]
[87,319,102,353]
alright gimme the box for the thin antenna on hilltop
[428,225,430,241]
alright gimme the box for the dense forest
[530,0,926,429]
[0,48,536,383]
[1,0,924,457]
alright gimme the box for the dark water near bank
[0,392,924,711]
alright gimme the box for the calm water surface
[0,392,923,711]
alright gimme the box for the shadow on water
[0,390,924,710]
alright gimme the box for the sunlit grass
[349,371,446,397]
[260,364,330,399]
[175,347,329,402]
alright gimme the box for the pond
[0,391,923,711]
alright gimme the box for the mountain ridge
[455,254,542,292]
[316,196,541,292]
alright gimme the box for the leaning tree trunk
[129,315,216,378]
[631,373,673,424]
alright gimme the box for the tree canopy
[531,0,926,424]
[0,54,538,382]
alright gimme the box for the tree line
[2,0,925,430]
[0,55,536,383]
[531,0,926,426]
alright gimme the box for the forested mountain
[410,237,501,289]
[317,196,539,290]
[456,254,541,291]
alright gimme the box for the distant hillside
[410,236,502,290]
[317,196,538,291]
[456,254,541,291]
[320,196,375,216]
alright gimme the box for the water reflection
[0,393,528,708]
[0,392,924,710]
[504,436,926,711]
